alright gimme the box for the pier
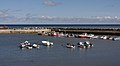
[0,28,51,34]
[0,26,120,36]
[52,28,120,36]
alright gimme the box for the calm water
[0,34,120,66]
[1,24,120,28]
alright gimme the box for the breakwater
[52,28,120,36]
[0,26,120,36]
[0,28,51,34]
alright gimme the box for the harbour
[0,24,120,66]
[0,34,120,66]
[1,0,120,66]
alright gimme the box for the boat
[19,40,30,48]
[78,33,94,38]
[78,33,87,38]
[26,45,33,49]
[19,41,40,49]
[77,42,86,48]
[32,43,40,48]
[0,26,8,29]
[42,41,53,46]
[77,41,93,48]
[92,36,99,39]
[48,32,59,36]
[112,37,120,41]
[84,41,94,48]
[66,43,75,48]
[87,34,94,38]
[100,36,108,39]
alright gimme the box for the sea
[0,24,120,66]
[0,24,120,28]
[0,34,120,66]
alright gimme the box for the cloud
[43,0,61,6]
[0,9,19,23]
[0,9,10,18]
[0,9,120,24]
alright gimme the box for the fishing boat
[77,41,93,48]
[42,41,53,46]
[78,33,87,38]
[78,33,94,38]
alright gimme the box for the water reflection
[68,48,75,52]
[43,45,53,51]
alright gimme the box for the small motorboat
[78,33,87,38]
[78,33,94,38]
[42,41,53,46]
[100,36,108,39]
[19,40,31,49]
[77,41,93,48]
[66,43,75,48]
[84,41,94,48]
[92,36,99,39]
[112,37,120,41]
[19,41,40,49]
[32,44,40,48]
[77,42,86,48]
[26,45,33,49]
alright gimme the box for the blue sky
[0,0,120,24]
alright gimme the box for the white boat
[77,42,86,48]
[66,43,75,48]
[87,34,94,38]
[19,41,40,49]
[77,41,94,48]
[42,41,53,46]
[78,33,94,38]
[32,44,40,48]
[78,33,87,38]
[19,40,31,48]
[100,36,108,39]
[26,46,33,49]
[92,36,99,39]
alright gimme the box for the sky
[0,0,120,24]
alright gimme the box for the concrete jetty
[0,26,120,36]
[52,28,120,36]
[0,28,51,34]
